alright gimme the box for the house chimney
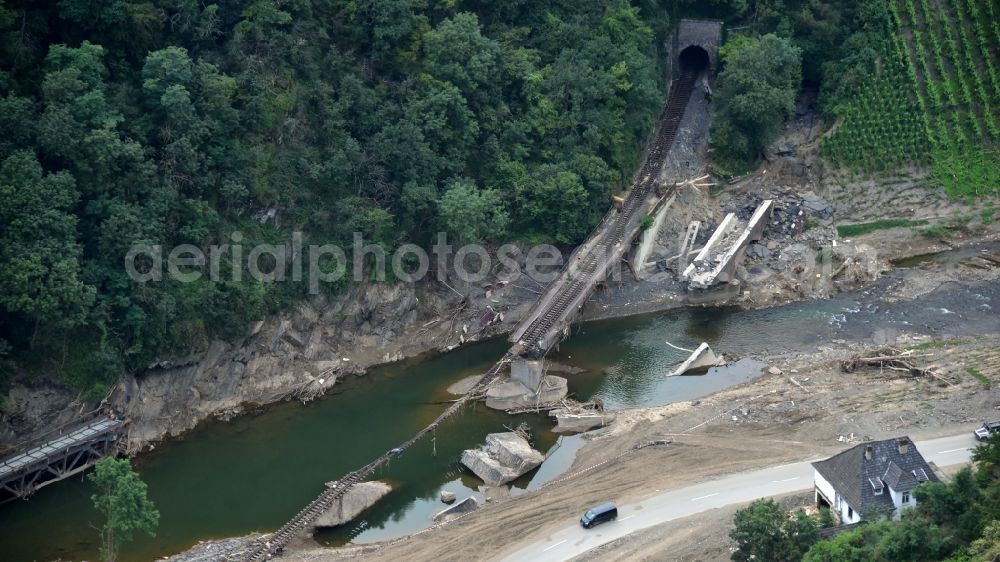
[865,445,873,461]
[898,438,910,455]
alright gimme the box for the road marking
[772,477,800,483]
[619,515,636,522]
[691,493,720,501]
[542,540,567,552]
[938,447,970,454]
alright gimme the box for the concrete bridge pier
[485,359,568,411]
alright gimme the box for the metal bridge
[0,417,127,504]
[242,62,704,562]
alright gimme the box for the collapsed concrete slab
[632,193,676,273]
[683,200,774,290]
[669,342,724,377]
[484,375,568,410]
[460,432,544,486]
[432,496,478,522]
[550,408,615,433]
[311,481,391,530]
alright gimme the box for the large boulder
[461,432,544,486]
[311,481,391,530]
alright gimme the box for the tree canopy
[0,0,669,398]
[711,33,802,170]
[88,457,159,562]
[730,498,820,562]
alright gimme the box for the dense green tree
[0,151,94,337]
[964,520,1000,562]
[437,178,508,243]
[88,457,159,562]
[803,522,887,562]
[730,498,819,562]
[916,467,986,544]
[711,33,802,169]
[422,13,500,108]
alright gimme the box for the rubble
[460,432,544,486]
[549,402,615,433]
[683,200,773,290]
[432,496,478,522]
[311,481,391,530]
[669,342,726,376]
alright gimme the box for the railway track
[515,68,698,352]
[242,68,700,562]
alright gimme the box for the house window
[902,491,911,504]
[870,477,884,495]
[848,506,854,519]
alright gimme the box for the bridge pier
[485,359,568,411]
[510,359,544,391]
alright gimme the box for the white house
[812,437,939,524]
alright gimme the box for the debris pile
[432,496,478,522]
[841,347,955,386]
[669,342,726,376]
[460,432,544,486]
[548,399,614,433]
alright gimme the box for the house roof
[812,437,940,514]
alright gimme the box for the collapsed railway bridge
[0,417,127,505]
[242,20,720,562]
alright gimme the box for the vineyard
[822,0,1000,196]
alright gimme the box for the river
[0,251,997,561]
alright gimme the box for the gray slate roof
[812,437,939,514]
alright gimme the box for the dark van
[580,502,618,528]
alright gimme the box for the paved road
[500,433,979,562]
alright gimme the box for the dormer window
[912,468,929,482]
[870,477,884,495]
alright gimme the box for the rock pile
[460,432,544,486]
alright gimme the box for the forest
[0,0,952,399]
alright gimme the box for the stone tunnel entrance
[679,45,710,75]
[675,19,723,77]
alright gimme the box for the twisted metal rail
[242,68,701,562]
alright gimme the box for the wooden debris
[841,347,956,386]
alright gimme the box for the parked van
[975,420,1000,441]
[580,502,618,528]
